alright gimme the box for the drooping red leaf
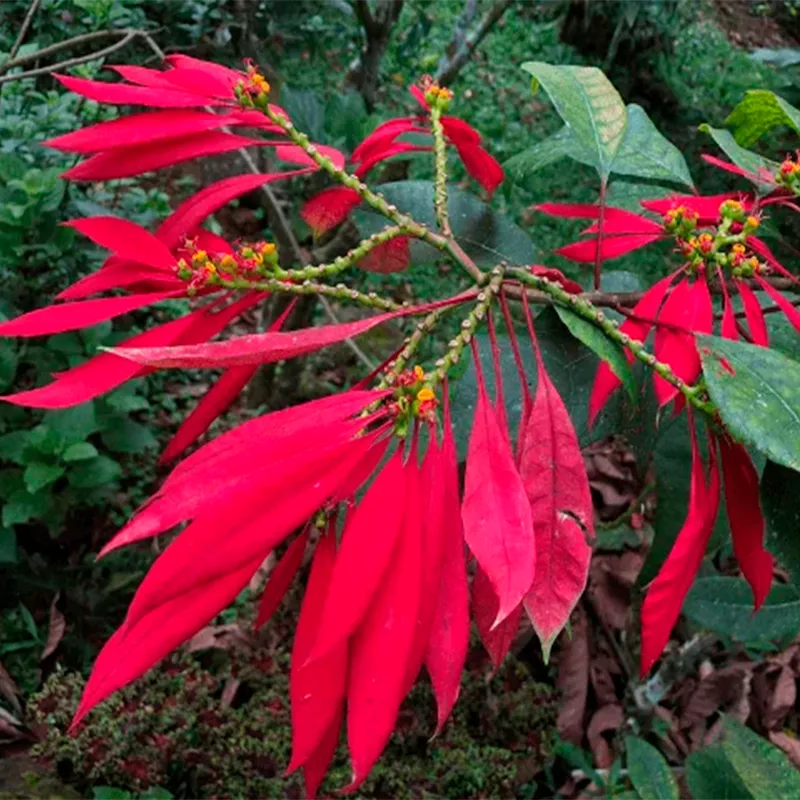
[453,141,504,196]
[588,271,677,425]
[701,154,765,184]
[160,299,295,462]
[44,110,258,153]
[287,528,349,774]
[0,291,179,338]
[302,705,343,800]
[755,275,800,334]
[747,237,800,286]
[106,65,177,89]
[719,272,739,341]
[159,67,236,100]
[409,84,429,109]
[556,233,663,263]
[425,391,469,734]
[72,554,260,728]
[640,193,751,223]
[717,435,774,609]
[163,54,244,87]
[57,262,181,300]
[346,448,423,790]
[440,116,481,146]
[472,566,522,671]
[66,216,176,270]
[54,73,217,108]
[357,236,410,274]
[307,448,406,663]
[518,315,594,660]
[274,143,346,171]
[351,118,428,163]
[300,187,362,234]
[354,142,431,179]
[64,131,266,181]
[653,276,713,406]
[736,280,769,346]
[461,339,536,627]
[640,417,720,676]
[158,172,311,250]
[535,203,662,232]
[108,295,469,369]
[529,265,584,294]
[254,528,310,630]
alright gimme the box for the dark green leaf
[761,460,800,585]
[280,86,325,143]
[611,105,693,188]
[91,789,133,800]
[725,90,800,146]
[699,125,778,193]
[721,718,800,799]
[0,527,17,565]
[62,442,99,462]
[686,746,753,800]
[521,62,627,179]
[100,419,158,454]
[684,577,800,643]
[43,404,100,446]
[0,339,17,392]
[0,431,33,465]
[750,47,800,67]
[0,153,26,182]
[68,456,121,489]
[354,180,536,267]
[698,335,800,472]
[503,125,594,185]
[554,305,636,402]
[23,462,65,493]
[625,736,679,800]
[2,490,42,527]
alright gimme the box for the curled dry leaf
[587,703,623,768]
[186,623,253,654]
[555,605,590,745]
[41,595,66,661]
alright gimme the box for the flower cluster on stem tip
[420,74,454,111]
[777,154,800,194]
[388,365,439,436]
[235,61,271,109]
[176,238,279,292]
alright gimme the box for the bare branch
[435,0,516,87]
[6,0,42,63]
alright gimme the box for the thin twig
[6,0,42,64]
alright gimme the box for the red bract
[640,417,774,675]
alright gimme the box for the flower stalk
[430,106,452,238]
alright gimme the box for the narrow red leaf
[641,193,753,223]
[66,216,176,270]
[717,436,774,609]
[353,142,431,179]
[302,704,343,800]
[701,154,763,183]
[72,554,260,728]
[653,277,713,406]
[472,566,522,671]
[640,417,720,676]
[529,265,584,294]
[719,270,739,341]
[425,390,469,733]
[755,275,800,334]
[163,54,244,87]
[64,131,265,181]
[54,73,214,108]
[300,187,361,234]
[441,116,481,146]
[357,236,410,273]
[453,141,504,196]
[519,321,594,660]
[254,528,310,630]
[461,339,536,627]
[556,234,662,263]
[0,291,178,338]
[108,296,468,369]
[748,236,799,286]
[288,529,349,773]
[274,143,346,171]
[307,448,406,663]
[736,280,769,345]
[57,262,181,300]
[346,450,423,790]
[351,118,428,163]
[487,309,509,438]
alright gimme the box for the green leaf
[2,489,42,527]
[699,125,778,192]
[0,153,27,182]
[503,125,594,185]
[91,789,133,800]
[0,431,33,465]
[280,86,325,143]
[0,527,17,565]
[62,442,99,462]
[625,736,679,800]
[554,305,636,402]
[100,419,158,454]
[698,335,800,472]
[43,404,100,446]
[686,746,753,800]
[610,104,693,188]
[68,456,121,489]
[23,462,65,493]
[750,47,800,68]
[521,62,627,179]
[354,180,535,267]
[725,90,800,146]
[761,460,800,585]
[0,339,18,392]
[721,718,800,799]
[684,576,800,643]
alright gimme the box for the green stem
[430,107,452,238]
[380,308,446,388]
[273,225,407,281]
[508,268,715,415]
[218,275,402,312]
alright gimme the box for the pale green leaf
[625,736,679,800]
[699,125,778,192]
[725,90,800,147]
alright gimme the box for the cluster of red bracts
[300,81,504,273]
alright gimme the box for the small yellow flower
[219,254,237,271]
[417,387,435,403]
[191,249,208,264]
[746,216,760,229]
[413,365,425,381]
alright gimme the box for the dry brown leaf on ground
[769,731,800,768]
[587,704,623,768]
[186,623,254,654]
[555,605,590,745]
[0,661,21,716]
[40,594,65,661]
